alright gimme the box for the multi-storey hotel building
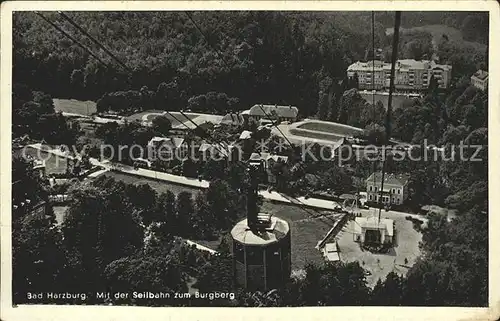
[347,59,452,91]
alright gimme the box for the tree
[104,253,187,306]
[358,123,387,145]
[151,115,172,135]
[175,191,195,235]
[32,91,55,114]
[291,262,371,306]
[196,252,233,294]
[320,164,353,194]
[337,88,368,127]
[427,74,439,94]
[205,179,245,231]
[12,207,68,304]
[192,192,216,239]
[62,178,144,292]
[126,183,158,226]
[12,154,48,206]
[156,81,181,110]
[70,69,84,97]
[154,190,177,238]
[370,272,404,305]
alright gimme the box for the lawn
[101,171,205,196]
[196,202,343,271]
[290,128,348,142]
[53,98,97,116]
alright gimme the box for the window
[398,189,401,194]
[369,195,372,200]
[369,186,373,192]
[246,246,263,265]
[392,188,395,194]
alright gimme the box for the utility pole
[378,11,401,223]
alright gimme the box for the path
[26,144,430,220]
[259,190,341,211]
[185,240,217,254]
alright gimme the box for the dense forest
[12,11,489,307]
[13,11,488,116]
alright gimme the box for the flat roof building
[347,59,452,91]
[354,216,395,246]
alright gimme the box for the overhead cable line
[40,11,232,163]
[377,11,401,223]
[184,11,353,217]
[57,11,133,73]
[34,12,111,68]
[371,11,378,202]
[39,10,339,220]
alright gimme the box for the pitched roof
[472,69,488,80]
[355,216,394,236]
[248,104,299,119]
[148,136,185,148]
[250,152,289,163]
[220,113,245,125]
[239,130,253,140]
[366,172,410,186]
[199,143,215,153]
[347,59,451,72]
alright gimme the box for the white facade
[366,172,409,205]
[353,216,394,245]
[147,136,188,161]
[347,59,452,91]
[242,104,299,123]
[471,70,488,91]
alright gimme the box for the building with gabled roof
[471,69,488,91]
[249,152,289,184]
[366,172,410,205]
[147,136,188,161]
[220,112,245,126]
[242,104,299,123]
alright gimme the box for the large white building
[347,59,452,91]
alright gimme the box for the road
[26,143,429,220]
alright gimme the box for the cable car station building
[353,216,395,246]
